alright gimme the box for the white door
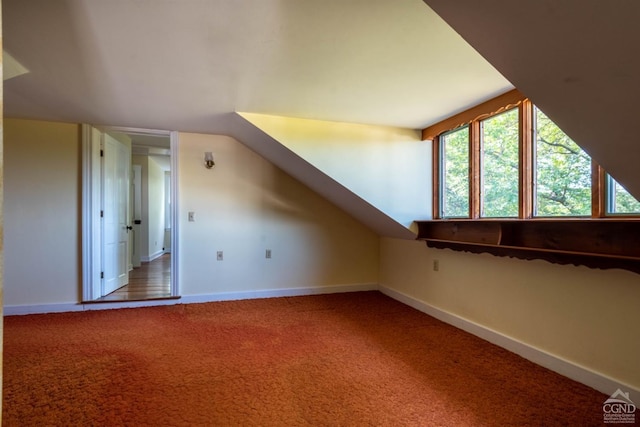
[102,134,131,295]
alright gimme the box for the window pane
[534,108,591,216]
[607,175,640,214]
[481,108,519,217]
[441,126,469,217]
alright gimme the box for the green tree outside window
[441,126,470,217]
[535,109,591,216]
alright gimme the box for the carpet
[3,291,608,426]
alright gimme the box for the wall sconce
[204,152,215,169]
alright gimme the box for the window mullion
[470,121,481,219]
[519,100,533,218]
[433,135,441,219]
[592,161,606,218]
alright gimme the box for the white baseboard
[378,285,639,396]
[3,298,182,315]
[4,303,86,316]
[141,250,164,263]
[179,283,378,305]
[3,283,378,316]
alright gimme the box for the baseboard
[179,283,378,305]
[378,285,639,396]
[3,298,182,315]
[4,303,86,316]
[3,283,378,316]
[141,250,164,263]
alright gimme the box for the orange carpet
[4,291,607,426]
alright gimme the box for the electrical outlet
[217,251,223,261]
[433,259,439,272]
[266,249,272,259]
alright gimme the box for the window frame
[425,89,640,220]
[532,106,593,218]
[604,173,640,216]
[438,125,471,218]
[479,107,521,218]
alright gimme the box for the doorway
[81,125,179,302]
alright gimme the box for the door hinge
[100,272,104,279]
[100,210,104,218]
[100,149,104,157]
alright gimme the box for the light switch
[188,211,195,222]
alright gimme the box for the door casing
[81,125,179,301]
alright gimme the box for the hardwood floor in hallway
[96,254,174,302]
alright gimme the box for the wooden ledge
[415,219,640,274]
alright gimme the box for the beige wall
[241,114,432,228]
[4,117,639,394]
[4,119,81,305]
[380,237,640,390]
[178,132,379,295]
[2,119,379,307]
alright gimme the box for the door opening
[81,125,179,302]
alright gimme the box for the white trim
[141,250,164,263]
[4,283,377,316]
[4,299,181,316]
[5,303,86,316]
[81,125,103,301]
[179,283,378,305]
[378,285,640,396]
[94,126,173,138]
[169,131,180,298]
[81,125,180,301]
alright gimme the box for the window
[534,108,591,216]
[481,108,519,217]
[440,126,470,218]
[607,174,640,215]
[426,89,640,220]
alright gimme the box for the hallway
[96,254,172,302]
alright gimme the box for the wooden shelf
[415,219,640,274]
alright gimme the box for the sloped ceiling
[423,0,640,199]
[12,2,636,236]
[229,113,417,239]
[3,0,516,238]
[3,0,511,131]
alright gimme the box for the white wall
[178,132,379,296]
[131,155,150,259]
[147,156,165,259]
[380,237,640,391]
[240,114,432,229]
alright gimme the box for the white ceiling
[7,0,637,237]
[3,0,512,133]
